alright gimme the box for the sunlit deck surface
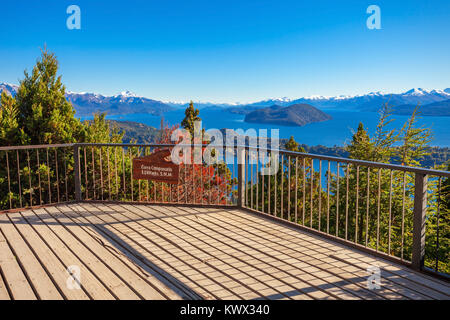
[0,203,449,300]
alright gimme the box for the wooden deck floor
[0,203,449,300]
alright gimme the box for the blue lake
[84,109,450,147]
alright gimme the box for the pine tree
[0,92,29,145]
[14,48,85,144]
[346,122,373,160]
[181,101,201,139]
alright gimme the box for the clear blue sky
[0,0,449,103]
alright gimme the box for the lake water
[88,109,450,147]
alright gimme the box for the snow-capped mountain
[66,90,173,116]
[0,83,18,96]
[0,83,173,116]
[244,88,450,111]
[1,82,449,115]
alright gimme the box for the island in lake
[244,103,332,126]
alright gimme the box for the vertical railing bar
[412,173,427,270]
[201,148,205,205]
[192,152,195,204]
[436,177,441,272]
[287,155,290,219]
[295,157,298,223]
[27,150,32,206]
[46,148,51,204]
[45,148,52,203]
[107,147,111,201]
[185,151,188,204]
[250,151,254,209]
[268,151,271,213]
[345,163,350,240]
[302,157,306,225]
[273,152,274,217]
[115,147,119,200]
[73,145,82,202]
[54,148,60,203]
[401,171,406,259]
[92,147,96,200]
[122,147,126,199]
[244,150,248,207]
[148,148,151,202]
[327,161,330,233]
[310,159,313,228]
[37,149,42,205]
[84,147,88,200]
[100,147,104,201]
[365,167,370,247]
[388,169,393,255]
[263,154,266,213]
[63,149,68,202]
[318,160,322,231]
[256,151,259,212]
[6,151,12,209]
[280,154,283,219]
[129,147,133,202]
[16,150,23,208]
[355,166,360,244]
[138,150,141,202]
[376,168,381,251]
[336,162,340,236]
[177,160,180,204]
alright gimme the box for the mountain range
[1,82,450,116]
[0,83,173,116]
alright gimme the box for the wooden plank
[223,207,450,299]
[114,203,296,300]
[26,208,140,300]
[139,204,350,300]
[127,204,320,301]
[0,226,36,300]
[331,252,450,300]
[0,214,62,300]
[167,205,361,300]
[209,208,425,300]
[0,267,11,300]
[46,205,178,300]
[79,202,230,300]
[65,203,201,300]
[19,209,115,300]
[7,210,90,300]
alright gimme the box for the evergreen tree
[14,48,85,144]
[181,101,201,139]
[346,122,373,160]
[0,92,29,145]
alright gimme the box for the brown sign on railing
[132,149,179,184]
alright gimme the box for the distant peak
[118,90,138,97]
[404,88,428,95]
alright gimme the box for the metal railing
[0,143,449,278]
[239,146,450,278]
[0,143,238,211]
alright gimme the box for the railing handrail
[0,142,448,177]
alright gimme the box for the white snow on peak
[117,90,138,97]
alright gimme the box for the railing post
[73,144,82,202]
[237,146,246,208]
[412,173,427,270]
